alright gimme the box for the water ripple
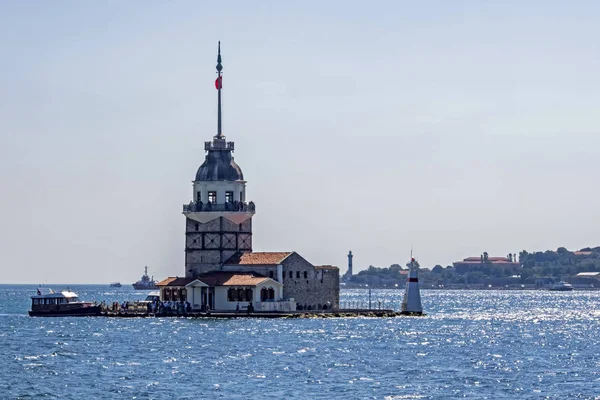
[1,286,600,398]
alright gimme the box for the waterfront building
[453,256,520,274]
[161,43,339,311]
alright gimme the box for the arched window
[261,287,268,301]
[268,287,275,300]
[237,288,244,302]
[245,289,253,302]
[227,288,235,302]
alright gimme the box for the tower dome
[195,147,244,181]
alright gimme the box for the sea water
[0,285,599,399]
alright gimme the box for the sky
[1,1,600,283]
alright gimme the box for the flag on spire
[215,76,222,90]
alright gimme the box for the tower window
[197,191,201,202]
[304,271,308,279]
[208,191,217,203]
[225,191,233,203]
[269,271,274,279]
[296,271,300,279]
[289,271,293,279]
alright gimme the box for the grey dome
[195,150,244,181]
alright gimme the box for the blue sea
[1,285,599,399]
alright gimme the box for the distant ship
[109,282,122,288]
[132,266,158,290]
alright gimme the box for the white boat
[29,288,101,317]
[549,281,573,291]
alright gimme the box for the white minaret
[401,257,423,315]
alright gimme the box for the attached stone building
[165,43,340,311]
[222,252,339,310]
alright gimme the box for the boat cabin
[31,290,82,307]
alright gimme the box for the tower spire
[216,41,223,138]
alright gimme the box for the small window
[225,191,233,203]
[269,271,274,279]
[289,271,293,279]
[195,223,199,231]
[208,191,217,203]
[296,271,300,279]
[304,271,308,279]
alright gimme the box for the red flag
[215,76,222,90]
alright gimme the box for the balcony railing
[205,140,234,151]
[183,201,255,213]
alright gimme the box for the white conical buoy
[401,258,423,315]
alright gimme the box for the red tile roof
[196,271,276,287]
[224,252,293,265]
[455,260,519,265]
[157,277,195,287]
[158,272,277,287]
[462,256,511,262]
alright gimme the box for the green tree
[432,265,444,274]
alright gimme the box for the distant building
[571,272,600,287]
[453,256,520,274]
[159,43,339,312]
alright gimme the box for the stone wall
[185,216,253,277]
[281,253,339,310]
[221,252,340,310]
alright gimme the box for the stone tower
[347,250,353,276]
[182,42,255,277]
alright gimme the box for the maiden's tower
[162,43,339,312]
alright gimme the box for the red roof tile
[195,271,277,287]
[224,252,293,265]
[157,277,195,287]
[460,256,512,263]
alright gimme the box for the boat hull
[132,284,158,290]
[29,306,102,317]
[549,287,573,292]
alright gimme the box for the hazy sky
[1,1,600,283]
